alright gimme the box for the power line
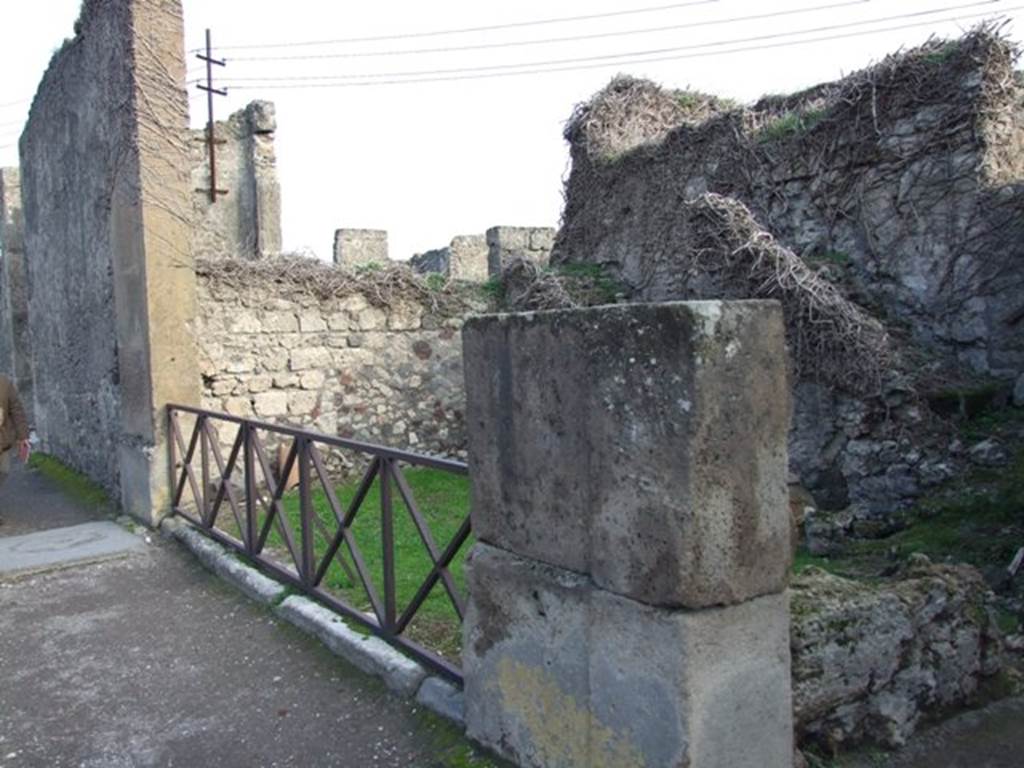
[0,98,31,109]
[202,0,722,51]
[227,0,872,62]
[218,0,1008,83]
[223,8,1018,89]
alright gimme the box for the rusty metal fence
[167,404,471,683]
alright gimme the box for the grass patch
[261,466,473,660]
[810,439,1024,579]
[923,40,960,65]
[806,250,852,268]
[479,277,504,301]
[759,107,827,142]
[792,550,846,575]
[27,453,112,511]
[545,262,626,305]
[425,273,447,291]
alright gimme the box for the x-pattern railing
[168,404,471,682]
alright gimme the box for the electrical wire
[217,0,1009,83]
[222,7,1018,89]
[200,0,723,52]
[226,0,873,62]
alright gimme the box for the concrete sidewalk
[0,464,504,768]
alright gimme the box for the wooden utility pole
[196,28,228,203]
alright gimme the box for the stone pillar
[485,226,555,278]
[110,0,200,524]
[189,100,281,261]
[0,167,33,422]
[333,228,388,267]
[246,101,282,260]
[461,300,794,768]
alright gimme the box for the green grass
[28,453,112,510]
[923,41,960,65]
[257,466,473,659]
[799,430,1024,579]
[806,250,852,268]
[425,273,448,291]
[479,277,504,301]
[759,107,827,142]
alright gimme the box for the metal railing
[168,404,471,683]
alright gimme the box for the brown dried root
[195,255,479,317]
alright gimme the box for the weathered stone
[20,0,200,521]
[463,543,794,768]
[485,226,556,278]
[289,347,332,371]
[333,229,388,267]
[298,312,327,332]
[791,564,1004,749]
[0,168,33,423]
[462,300,792,608]
[969,437,1008,467]
[190,100,281,262]
[263,312,298,333]
[253,391,288,417]
[1014,373,1024,407]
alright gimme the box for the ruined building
[554,29,1024,523]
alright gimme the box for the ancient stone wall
[558,32,1023,378]
[0,168,32,421]
[410,235,489,281]
[195,259,485,459]
[190,100,281,261]
[554,31,1023,520]
[485,226,554,277]
[19,0,199,516]
[333,229,388,267]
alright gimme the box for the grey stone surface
[554,36,1024,525]
[0,167,32,423]
[463,300,793,609]
[0,521,145,576]
[334,228,389,267]
[463,543,794,768]
[170,522,286,606]
[195,270,484,460]
[791,563,1004,749]
[190,100,282,261]
[410,234,489,281]
[1013,372,1024,407]
[0,539,507,767]
[21,0,200,520]
[275,595,427,696]
[416,676,466,726]
[0,461,105,538]
[485,226,555,278]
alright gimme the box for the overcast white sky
[1,1,1021,261]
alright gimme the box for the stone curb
[274,595,427,697]
[416,676,466,726]
[162,518,286,606]
[163,517,465,726]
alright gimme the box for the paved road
[840,695,1024,768]
[0,464,504,768]
[0,461,103,537]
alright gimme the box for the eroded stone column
[461,300,794,768]
[0,168,32,422]
[111,0,200,523]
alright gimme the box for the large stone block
[334,228,389,267]
[463,543,794,768]
[462,300,792,609]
